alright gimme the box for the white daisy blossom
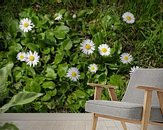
[55,13,62,20]
[17,52,26,61]
[120,53,133,64]
[26,51,40,67]
[67,67,80,81]
[88,64,98,73]
[80,39,95,55]
[72,14,76,19]
[130,66,140,75]
[122,12,135,24]
[19,18,34,32]
[98,44,111,56]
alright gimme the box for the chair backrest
[122,68,163,107]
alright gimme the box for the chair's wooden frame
[87,83,163,130]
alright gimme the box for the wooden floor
[0,113,141,130]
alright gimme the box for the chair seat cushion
[85,100,163,122]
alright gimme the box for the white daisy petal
[72,14,76,19]
[88,64,98,73]
[80,39,95,55]
[66,67,80,81]
[17,52,26,61]
[98,44,111,56]
[26,51,40,67]
[122,12,135,24]
[130,66,140,75]
[19,18,34,32]
[55,13,62,21]
[120,53,133,64]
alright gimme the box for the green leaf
[54,32,66,40]
[101,15,112,29]
[59,9,66,14]
[7,44,22,61]
[73,90,87,99]
[61,38,72,51]
[112,41,122,55]
[97,73,107,84]
[77,10,87,17]
[54,52,64,65]
[54,25,70,39]
[42,81,55,89]
[14,71,22,82]
[109,64,119,70]
[45,30,56,42]
[0,63,14,86]
[25,43,40,51]
[0,63,14,100]
[46,89,57,96]
[9,19,19,37]
[46,100,56,109]
[45,67,57,80]
[25,65,36,77]
[42,48,51,54]
[57,63,68,78]
[93,32,103,45]
[41,94,51,101]
[160,30,163,49]
[92,0,97,6]
[80,72,85,79]
[29,80,41,93]
[38,32,45,40]
[0,123,19,130]
[0,91,43,113]
[109,74,125,87]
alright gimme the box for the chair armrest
[137,86,163,115]
[87,83,117,101]
[137,86,163,92]
[87,83,115,89]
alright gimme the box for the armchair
[85,69,163,130]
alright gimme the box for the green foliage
[0,123,19,130]
[0,63,14,101]
[0,0,162,112]
[0,91,43,113]
[67,89,94,112]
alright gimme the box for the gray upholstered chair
[85,69,163,130]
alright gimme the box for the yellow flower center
[19,55,24,59]
[71,72,77,77]
[126,16,131,21]
[29,55,35,61]
[91,67,95,70]
[85,44,91,50]
[124,56,129,61]
[23,22,29,27]
[101,48,107,53]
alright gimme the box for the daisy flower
[80,39,95,55]
[55,13,62,21]
[19,18,34,32]
[129,66,140,75]
[67,67,80,81]
[16,52,26,61]
[72,14,76,19]
[122,12,135,24]
[26,51,40,67]
[120,53,133,64]
[88,64,98,73]
[98,44,111,56]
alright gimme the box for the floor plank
[0,113,131,130]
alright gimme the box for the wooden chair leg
[121,121,127,130]
[92,113,98,130]
[141,90,152,130]
[157,91,163,114]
